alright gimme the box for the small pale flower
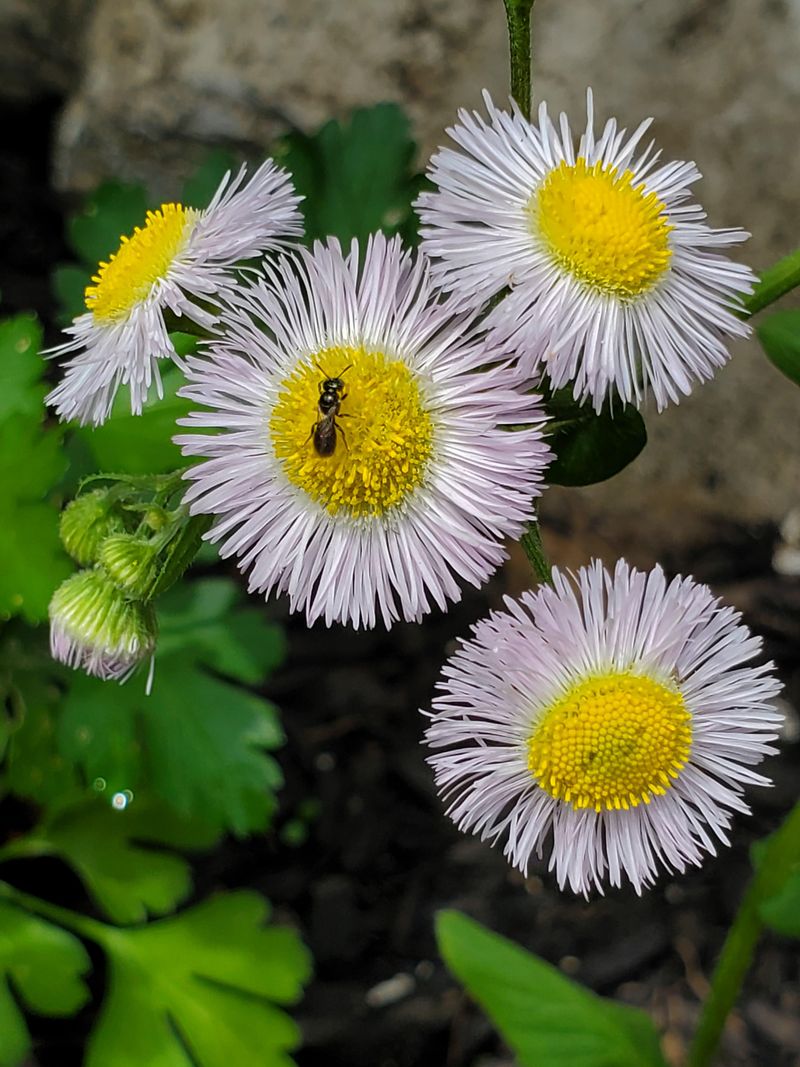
[47,160,303,426]
[177,233,551,628]
[417,90,755,411]
[50,569,157,682]
[424,560,782,895]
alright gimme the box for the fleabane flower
[417,90,755,411]
[47,160,303,426]
[176,233,551,629]
[49,569,157,682]
[424,560,782,895]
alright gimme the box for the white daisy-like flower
[47,160,303,426]
[417,90,755,411]
[424,560,782,895]
[50,569,157,682]
[176,233,551,629]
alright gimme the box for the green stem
[520,521,552,584]
[502,0,534,116]
[686,800,800,1067]
[0,879,110,945]
[742,248,800,318]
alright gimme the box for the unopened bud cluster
[49,482,188,683]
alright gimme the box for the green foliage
[0,315,71,622]
[437,911,667,1067]
[0,900,90,1067]
[756,309,800,387]
[759,868,800,938]
[545,389,648,487]
[81,892,309,1067]
[277,103,424,245]
[58,578,285,834]
[39,799,220,925]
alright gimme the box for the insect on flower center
[532,158,673,298]
[269,346,434,518]
[84,203,198,323]
[527,671,692,812]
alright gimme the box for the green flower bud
[49,569,157,682]
[99,533,161,600]
[59,491,124,566]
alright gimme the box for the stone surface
[5,0,800,537]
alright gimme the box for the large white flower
[424,560,782,895]
[176,233,551,629]
[47,160,303,426]
[417,90,755,411]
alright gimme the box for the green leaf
[0,900,90,1067]
[73,364,192,475]
[58,581,285,834]
[756,309,800,387]
[760,869,800,937]
[545,391,647,487]
[182,149,239,209]
[67,180,149,267]
[40,798,219,925]
[277,103,421,245]
[0,414,70,622]
[437,911,667,1067]
[86,892,311,1067]
[0,315,47,421]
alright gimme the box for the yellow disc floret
[85,203,198,322]
[269,345,434,518]
[532,158,673,298]
[527,671,692,812]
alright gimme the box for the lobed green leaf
[0,900,90,1067]
[276,103,423,245]
[86,892,311,1067]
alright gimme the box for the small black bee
[311,364,351,457]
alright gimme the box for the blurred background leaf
[0,314,70,622]
[276,103,424,246]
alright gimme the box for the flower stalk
[502,0,534,117]
[687,799,800,1067]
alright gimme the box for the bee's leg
[336,422,349,450]
[305,421,317,445]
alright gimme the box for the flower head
[424,560,782,895]
[417,91,755,411]
[177,233,551,628]
[47,160,303,426]
[49,569,157,682]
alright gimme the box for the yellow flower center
[269,345,434,518]
[527,671,692,812]
[532,158,673,298]
[84,203,198,322]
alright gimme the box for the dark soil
[4,95,800,1067]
